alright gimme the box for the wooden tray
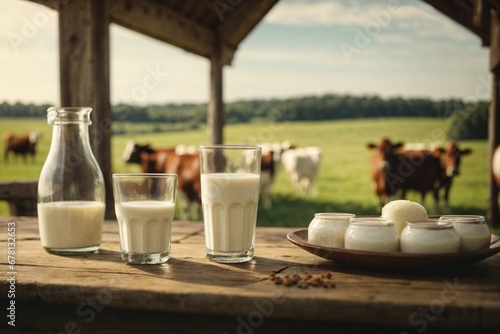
[287,229,500,271]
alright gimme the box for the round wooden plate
[287,229,500,271]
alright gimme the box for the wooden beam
[488,68,500,228]
[486,0,500,13]
[0,180,38,216]
[474,0,491,46]
[488,10,500,228]
[424,0,490,45]
[490,9,500,71]
[59,0,114,219]
[208,36,224,145]
[109,0,214,60]
[218,0,279,48]
[26,0,57,10]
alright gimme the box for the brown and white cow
[434,141,472,208]
[123,141,201,218]
[3,131,40,163]
[122,140,175,165]
[367,138,442,207]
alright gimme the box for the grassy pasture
[0,117,490,228]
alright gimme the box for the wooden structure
[423,0,500,226]
[0,181,37,216]
[1,217,499,333]
[23,0,500,225]
[28,0,279,218]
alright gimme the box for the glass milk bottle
[38,107,105,254]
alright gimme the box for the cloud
[264,1,386,27]
[0,0,491,105]
[265,0,480,44]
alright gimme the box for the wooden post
[59,0,114,219]
[208,36,224,145]
[488,9,500,228]
[489,69,500,228]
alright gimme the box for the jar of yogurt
[344,218,399,252]
[308,213,355,248]
[400,220,460,254]
[439,215,491,251]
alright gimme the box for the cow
[3,131,40,163]
[175,144,197,155]
[122,140,175,165]
[259,151,275,208]
[434,141,472,208]
[122,141,201,219]
[367,138,442,207]
[281,146,322,195]
[257,141,293,208]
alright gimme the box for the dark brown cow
[367,138,442,207]
[434,141,472,208]
[3,131,40,163]
[366,138,403,205]
[122,140,175,165]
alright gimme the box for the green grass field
[0,117,490,228]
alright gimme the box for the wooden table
[1,216,499,333]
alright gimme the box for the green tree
[447,102,489,140]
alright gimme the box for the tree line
[0,94,489,139]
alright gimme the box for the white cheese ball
[381,200,428,234]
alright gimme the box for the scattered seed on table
[268,272,336,289]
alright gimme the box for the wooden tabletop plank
[1,217,499,332]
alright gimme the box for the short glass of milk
[199,145,261,263]
[112,173,177,264]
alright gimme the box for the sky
[0,0,492,106]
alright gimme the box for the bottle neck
[52,122,91,147]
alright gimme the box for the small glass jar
[344,218,399,252]
[400,220,460,254]
[439,215,490,251]
[308,213,355,248]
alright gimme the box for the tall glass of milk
[38,107,105,254]
[113,173,177,264]
[200,145,261,263]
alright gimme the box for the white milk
[453,223,491,251]
[308,213,354,248]
[115,200,175,254]
[344,221,400,252]
[400,224,460,253]
[201,173,260,253]
[38,201,105,249]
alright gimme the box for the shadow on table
[127,255,325,288]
